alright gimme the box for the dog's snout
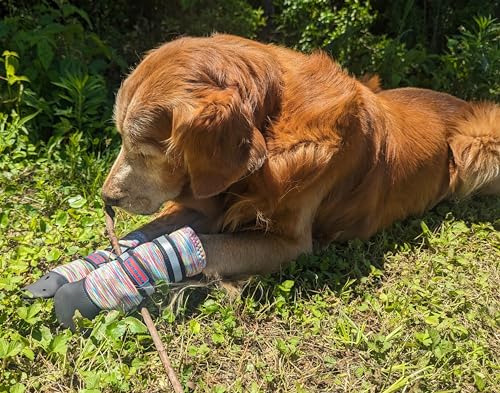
[105,197,122,207]
[101,191,123,207]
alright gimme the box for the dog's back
[378,87,499,197]
[206,36,500,242]
[311,84,499,243]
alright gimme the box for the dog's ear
[173,88,267,198]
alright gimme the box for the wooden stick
[104,206,121,256]
[104,205,184,393]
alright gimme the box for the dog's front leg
[198,232,313,278]
[51,229,311,328]
[134,204,214,241]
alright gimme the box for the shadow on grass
[153,195,499,318]
[291,195,498,287]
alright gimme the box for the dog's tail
[449,102,500,197]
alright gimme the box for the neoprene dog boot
[24,231,147,298]
[54,227,206,330]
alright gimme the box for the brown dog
[102,34,500,280]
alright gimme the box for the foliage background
[1,0,499,144]
[0,1,499,392]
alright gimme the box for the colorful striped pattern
[169,227,207,277]
[53,259,95,282]
[85,260,142,311]
[84,227,206,312]
[134,240,171,282]
[84,250,113,268]
[49,231,147,283]
[120,251,155,297]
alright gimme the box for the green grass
[1,138,499,392]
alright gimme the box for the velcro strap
[119,252,155,297]
[165,235,187,279]
[154,235,186,282]
[152,239,175,282]
[84,251,111,269]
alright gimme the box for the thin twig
[104,205,184,393]
[104,206,121,255]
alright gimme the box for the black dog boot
[24,271,69,298]
[54,279,102,330]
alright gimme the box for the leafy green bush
[275,0,376,54]
[273,0,431,87]
[0,1,123,142]
[0,52,114,195]
[0,1,123,90]
[372,0,499,53]
[439,16,500,100]
[273,0,500,98]
[66,0,265,68]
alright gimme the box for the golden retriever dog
[102,34,500,279]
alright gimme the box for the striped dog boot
[24,231,148,298]
[54,227,206,329]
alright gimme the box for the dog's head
[102,35,281,214]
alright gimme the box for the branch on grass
[104,205,184,393]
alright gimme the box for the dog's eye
[147,144,161,155]
[124,135,164,159]
[136,143,163,158]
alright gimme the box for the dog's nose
[101,191,123,207]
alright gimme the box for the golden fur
[102,34,500,278]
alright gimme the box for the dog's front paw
[54,279,102,330]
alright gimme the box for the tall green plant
[0,50,40,174]
[0,111,38,165]
[439,16,500,100]
[52,72,108,137]
[0,51,29,112]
